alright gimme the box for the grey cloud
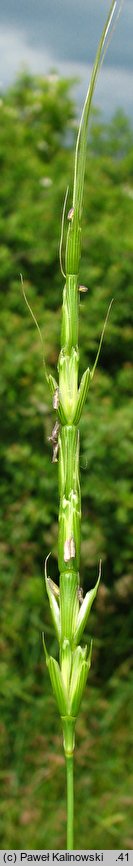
[0,0,133,70]
[0,0,132,120]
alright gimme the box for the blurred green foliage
[0,73,133,849]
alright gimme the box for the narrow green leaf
[48,374,68,424]
[45,576,60,643]
[42,634,68,715]
[74,563,101,646]
[48,374,58,396]
[73,1,124,223]
[68,646,86,709]
[42,632,49,664]
[20,274,49,384]
[69,641,92,716]
[90,300,114,380]
[87,638,93,669]
[45,554,60,642]
[73,367,90,424]
[48,656,68,716]
[60,639,72,692]
[69,658,88,717]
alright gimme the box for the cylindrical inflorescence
[43,1,121,826]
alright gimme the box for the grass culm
[22,0,124,849]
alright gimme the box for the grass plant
[22,0,124,849]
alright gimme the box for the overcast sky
[0,0,133,120]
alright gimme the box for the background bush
[0,73,133,848]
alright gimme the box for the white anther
[79,285,88,293]
[53,388,59,409]
[64,536,76,562]
[67,207,74,221]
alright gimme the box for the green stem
[66,753,74,850]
